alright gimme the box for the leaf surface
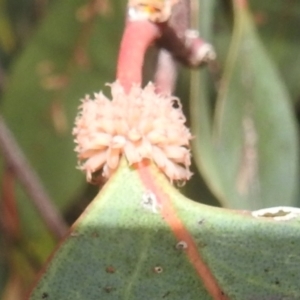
[29,160,300,299]
[249,0,300,104]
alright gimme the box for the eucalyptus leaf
[192,2,299,209]
[28,160,300,299]
[213,4,299,209]
[249,0,300,104]
[191,0,228,205]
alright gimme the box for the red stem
[235,0,248,9]
[1,166,20,241]
[135,161,228,300]
[116,20,160,92]
[0,115,68,240]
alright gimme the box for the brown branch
[157,0,216,68]
[0,166,20,241]
[150,0,217,95]
[0,167,48,272]
[0,115,68,239]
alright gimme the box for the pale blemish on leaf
[153,266,163,274]
[76,0,112,23]
[37,61,70,92]
[175,240,188,250]
[41,74,69,91]
[142,190,161,213]
[50,101,68,135]
[36,60,55,76]
[236,116,259,196]
[252,206,300,221]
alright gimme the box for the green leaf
[192,2,299,209]
[28,160,300,299]
[249,0,300,104]
[191,0,228,205]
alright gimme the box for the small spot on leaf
[41,74,69,91]
[175,241,188,250]
[104,286,115,293]
[162,291,170,298]
[42,292,48,299]
[153,266,163,274]
[106,266,115,273]
[198,219,205,225]
[142,190,161,213]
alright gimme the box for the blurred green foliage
[192,0,299,209]
[0,0,300,297]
